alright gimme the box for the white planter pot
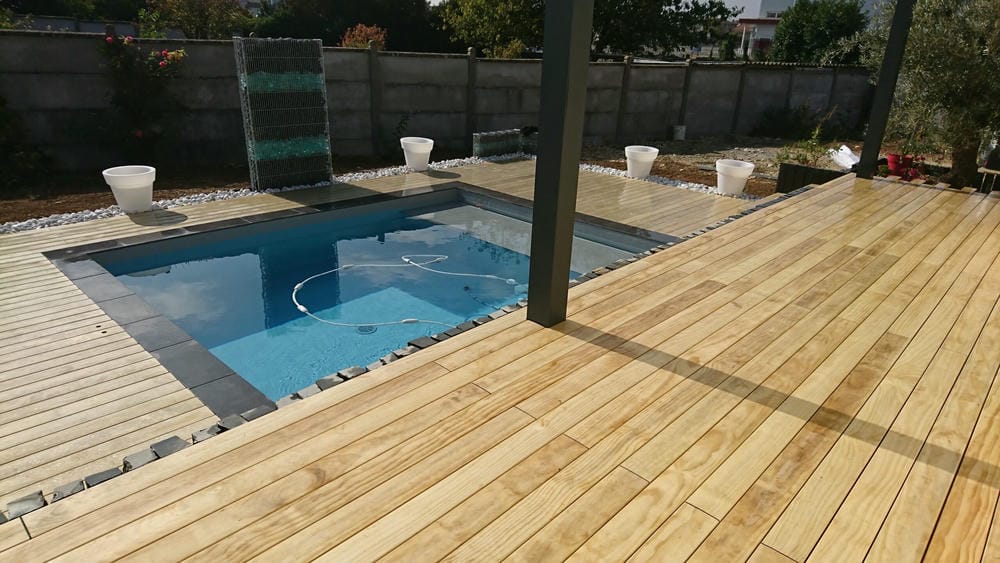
[102,165,155,213]
[715,159,755,195]
[400,137,434,171]
[625,145,658,179]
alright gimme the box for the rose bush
[101,33,186,161]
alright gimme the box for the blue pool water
[101,201,636,400]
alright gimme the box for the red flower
[105,36,114,44]
[134,130,144,139]
[161,50,168,57]
[159,60,167,67]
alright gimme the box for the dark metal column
[857,0,917,179]
[526,0,595,327]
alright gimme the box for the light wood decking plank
[764,205,1000,560]
[627,503,719,563]
[572,189,977,561]
[380,434,587,563]
[0,170,995,562]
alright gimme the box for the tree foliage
[859,0,1000,186]
[146,0,250,39]
[591,0,738,56]
[254,0,453,52]
[340,23,388,50]
[769,0,867,64]
[0,7,15,29]
[10,0,145,20]
[438,0,542,58]
[438,0,738,58]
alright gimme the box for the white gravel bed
[1,152,754,235]
[578,163,761,201]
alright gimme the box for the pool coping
[42,181,678,417]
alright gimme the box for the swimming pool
[93,188,654,401]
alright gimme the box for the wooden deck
[3,161,999,561]
[0,159,760,515]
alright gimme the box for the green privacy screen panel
[233,37,333,191]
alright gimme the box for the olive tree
[861,0,1000,186]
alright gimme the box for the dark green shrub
[752,105,860,141]
[0,95,49,196]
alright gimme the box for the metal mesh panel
[472,129,538,157]
[234,37,333,191]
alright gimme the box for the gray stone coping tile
[116,227,190,246]
[72,272,133,302]
[123,449,159,472]
[84,468,122,487]
[122,316,192,352]
[188,374,273,419]
[51,257,108,280]
[218,415,245,430]
[150,340,235,389]
[338,366,367,379]
[316,375,343,391]
[240,404,276,421]
[7,491,46,518]
[296,384,322,399]
[408,336,437,349]
[150,436,189,458]
[276,395,299,408]
[98,294,160,325]
[51,480,85,503]
[392,345,420,358]
[192,426,221,443]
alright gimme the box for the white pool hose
[291,254,519,329]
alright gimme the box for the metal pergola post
[857,0,917,179]
[526,0,595,327]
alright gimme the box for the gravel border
[1,152,753,234]
[578,163,761,201]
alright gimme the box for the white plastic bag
[829,145,860,170]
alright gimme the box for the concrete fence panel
[683,66,742,138]
[0,30,871,171]
[735,69,793,134]
[789,68,836,112]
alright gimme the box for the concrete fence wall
[0,30,872,172]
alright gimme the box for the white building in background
[238,0,283,16]
[726,0,877,59]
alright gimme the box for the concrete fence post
[826,67,839,113]
[367,40,383,155]
[730,63,748,134]
[465,47,477,154]
[677,61,694,129]
[614,55,632,143]
[784,67,796,109]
